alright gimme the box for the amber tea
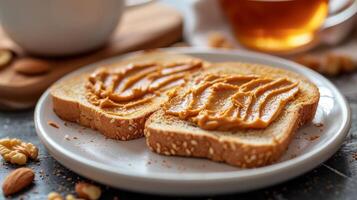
[219,0,329,52]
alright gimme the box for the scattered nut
[0,49,15,70]
[13,58,50,75]
[75,182,101,200]
[323,54,342,76]
[326,53,356,73]
[294,55,320,70]
[2,167,34,196]
[307,135,320,141]
[65,194,81,200]
[48,192,64,200]
[65,194,75,200]
[294,53,356,76]
[48,193,84,200]
[0,138,38,165]
[208,32,234,49]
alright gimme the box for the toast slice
[145,62,319,168]
[51,51,206,140]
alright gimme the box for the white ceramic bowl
[0,0,125,56]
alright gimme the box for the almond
[208,32,234,49]
[0,49,15,70]
[13,58,50,75]
[75,182,101,200]
[294,53,356,76]
[2,167,34,196]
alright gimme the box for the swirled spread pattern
[86,60,202,110]
[164,74,299,130]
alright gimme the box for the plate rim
[35,47,351,182]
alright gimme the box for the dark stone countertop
[1,72,357,200]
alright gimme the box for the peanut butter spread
[85,60,202,112]
[164,74,299,130]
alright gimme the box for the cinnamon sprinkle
[307,135,320,141]
[314,123,324,128]
[48,121,60,129]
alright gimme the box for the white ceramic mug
[0,0,125,56]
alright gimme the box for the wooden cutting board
[0,3,182,110]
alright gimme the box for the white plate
[35,48,351,195]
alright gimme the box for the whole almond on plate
[13,58,50,75]
[0,49,15,70]
[2,167,34,196]
[75,182,101,200]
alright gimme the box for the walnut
[48,192,63,200]
[294,53,356,76]
[208,32,234,49]
[325,53,356,73]
[0,138,38,165]
[75,182,101,200]
[65,194,76,200]
[48,193,85,200]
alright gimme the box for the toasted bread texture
[51,51,206,140]
[145,62,319,168]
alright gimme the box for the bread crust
[53,94,150,140]
[51,51,320,167]
[145,97,318,168]
[144,63,320,168]
[51,51,206,140]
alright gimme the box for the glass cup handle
[322,0,357,29]
[319,0,357,45]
